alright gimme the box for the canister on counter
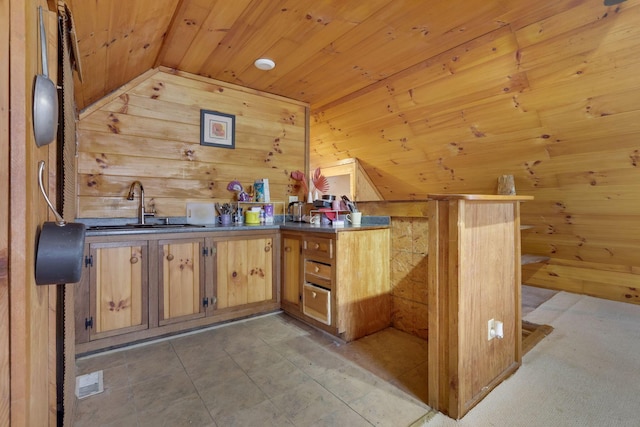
[234,207,244,224]
[264,203,274,224]
[254,179,265,202]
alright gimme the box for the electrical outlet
[495,320,504,339]
[488,319,504,341]
[488,319,495,340]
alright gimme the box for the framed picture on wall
[200,110,235,148]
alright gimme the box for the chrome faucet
[127,181,154,224]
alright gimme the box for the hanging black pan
[35,161,85,285]
[33,6,58,147]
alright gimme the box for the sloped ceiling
[67,0,545,112]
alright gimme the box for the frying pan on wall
[35,161,85,285]
[33,6,58,147]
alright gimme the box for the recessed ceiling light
[254,58,275,70]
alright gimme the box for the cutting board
[186,202,216,225]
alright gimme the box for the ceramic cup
[245,211,260,224]
[346,212,362,226]
[309,214,320,225]
[218,214,232,225]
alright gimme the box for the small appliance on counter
[288,201,305,222]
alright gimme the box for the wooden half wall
[310,0,640,305]
[76,68,308,219]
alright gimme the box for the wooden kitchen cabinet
[158,237,207,325]
[214,234,276,310]
[75,239,149,345]
[75,230,280,355]
[281,232,302,312]
[281,228,391,342]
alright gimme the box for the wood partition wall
[1,0,10,423]
[427,194,531,419]
[6,1,60,425]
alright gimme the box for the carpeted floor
[418,291,640,427]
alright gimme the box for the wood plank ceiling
[68,0,529,112]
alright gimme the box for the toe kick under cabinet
[281,228,391,341]
[75,230,279,355]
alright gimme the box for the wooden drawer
[303,236,333,259]
[303,283,331,325]
[304,260,332,289]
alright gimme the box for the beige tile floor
[73,285,555,426]
[73,313,431,427]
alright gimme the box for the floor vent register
[75,370,104,399]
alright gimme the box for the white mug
[309,214,320,225]
[346,212,362,226]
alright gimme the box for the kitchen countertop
[80,216,390,237]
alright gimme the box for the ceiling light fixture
[254,58,275,71]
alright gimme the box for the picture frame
[200,109,235,148]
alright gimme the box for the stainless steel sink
[87,223,206,231]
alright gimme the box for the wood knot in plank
[95,154,109,169]
[250,268,265,278]
[183,149,195,161]
[107,113,120,134]
[108,299,130,311]
[118,94,129,113]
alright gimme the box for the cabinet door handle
[166,254,174,261]
[311,291,317,298]
[284,246,291,252]
[264,246,271,252]
[130,256,138,264]
[314,266,320,273]
[314,243,320,250]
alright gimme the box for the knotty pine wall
[77,68,307,219]
[310,1,640,305]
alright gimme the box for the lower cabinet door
[216,237,274,309]
[159,238,206,325]
[303,283,331,325]
[89,242,149,340]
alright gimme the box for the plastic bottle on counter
[235,207,244,224]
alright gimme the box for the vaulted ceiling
[67,0,544,112]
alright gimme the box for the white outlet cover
[495,320,504,338]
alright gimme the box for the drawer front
[304,260,332,289]
[303,283,331,325]
[303,236,333,259]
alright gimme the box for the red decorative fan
[312,168,329,194]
